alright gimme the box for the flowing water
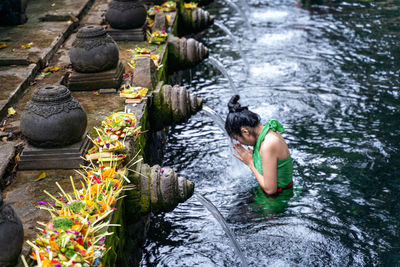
[208,56,239,94]
[214,21,250,72]
[141,0,400,265]
[195,193,249,267]
[221,0,255,37]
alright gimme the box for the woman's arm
[259,141,278,194]
[233,142,278,194]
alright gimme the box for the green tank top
[252,119,293,188]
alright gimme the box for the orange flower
[49,240,59,251]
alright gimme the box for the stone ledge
[0,143,16,184]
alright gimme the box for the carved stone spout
[130,161,194,214]
[168,35,209,71]
[180,6,214,33]
[150,83,203,130]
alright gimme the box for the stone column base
[66,61,124,91]
[106,27,146,42]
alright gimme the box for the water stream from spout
[208,56,239,94]
[202,105,235,156]
[202,105,227,134]
[214,21,250,73]
[195,192,249,267]
[220,0,254,38]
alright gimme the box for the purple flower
[55,264,62,267]
[99,237,105,242]
[37,201,47,205]
[160,169,164,174]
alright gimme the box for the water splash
[207,56,239,94]
[221,0,255,38]
[195,193,249,267]
[214,21,250,73]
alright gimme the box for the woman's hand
[233,144,253,166]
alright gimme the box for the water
[202,105,227,134]
[195,193,249,267]
[220,0,255,38]
[208,56,239,94]
[141,0,400,265]
[214,21,250,72]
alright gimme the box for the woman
[225,95,293,198]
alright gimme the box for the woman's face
[233,127,257,146]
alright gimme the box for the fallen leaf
[21,42,33,49]
[49,66,60,72]
[51,3,55,6]
[35,171,47,181]
[17,25,24,28]
[2,137,7,142]
[12,153,20,172]
[0,43,7,49]
[7,107,16,116]
[67,20,73,25]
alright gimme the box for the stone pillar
[66,25,124,91]
[70,25,119,73]
[132,57,158,90]
[20,84,87,148]
[105,0,147,41]
[0,0,28,26]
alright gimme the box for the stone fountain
[180,5,214,33]
[105,0,148,41]
[19,84,90,169]
[150,83,203,131]
[168,35,209,71]
[66,25,124,91]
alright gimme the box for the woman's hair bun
[228,95,247,113]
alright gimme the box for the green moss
[157,45,169,82]
[135,104,150,160]
[103,196,125,267]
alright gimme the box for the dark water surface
[141,0,400,266]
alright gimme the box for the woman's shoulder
[259,132,281,155]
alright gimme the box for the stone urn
[70,25,119,73]
[0,195,23,267]
[105,0,147,29]
[21,84,87,148]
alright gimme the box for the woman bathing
[225,95,293,198]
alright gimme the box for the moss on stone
[103,195,125,266]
